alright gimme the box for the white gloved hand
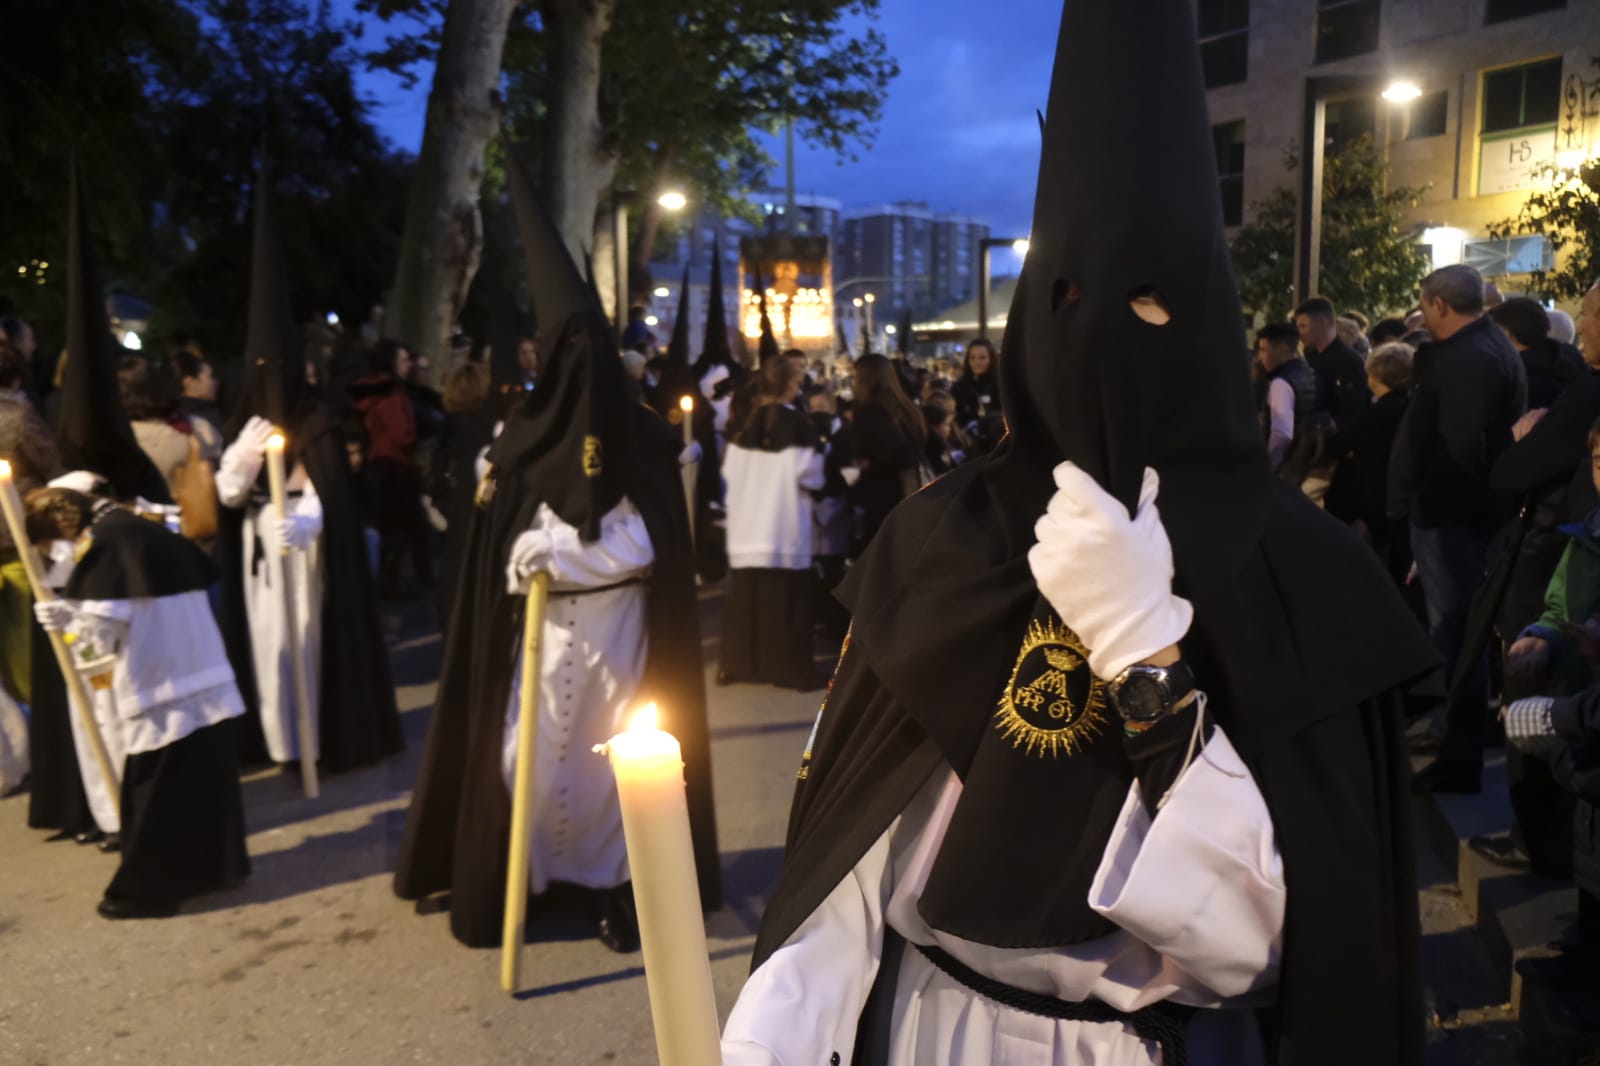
[680,440,704,467]
[1027,463,1194,680]
[506,529,553,594]
[275,515,318,552]
[33,599,75,632]
[840,466,862,488]
[48,471,106,494]
[220,416,276,485]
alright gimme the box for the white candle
[265,430,287,518]
[602,704,719,1066]
[678,394,695,449]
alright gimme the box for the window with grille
[1212,121,1246,226]
[1315,0,1380,64]
[1482,58,1563,134]
[1198,0,1249,87]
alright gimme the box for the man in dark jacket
[1255,321,1327,476]
[1490,297,1586,410]
[1296,296,1370,429]
[1397,264,1529,793]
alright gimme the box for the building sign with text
[1479,125,1558,196]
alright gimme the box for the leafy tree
[1488,161,1600,302]
[1230,135,1430,322]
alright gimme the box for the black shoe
[74,828,106,846]
[97,896,179,921]
[98,833,122,854]
[595,885,640,954]
[1468,834,1530,871]
[1411,761,1481,795]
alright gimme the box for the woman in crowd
[1326,341,1415,587]
[1491,297,1587,411]
[349,338,431,598]
[849,353,928,554]
[719,357,827,691]
[950,338,999,433]
[119,356,220,500]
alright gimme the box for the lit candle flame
[266,432,286,452]
[0,459,11,480]
[630,703,660,733]
[678,395,694,413]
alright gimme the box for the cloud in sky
[347,0,1061,237]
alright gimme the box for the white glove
[33,599,75,632]
[680,440,704,467]
[275,515,318,552]
[1027,463,1194,680]
[48,471,106,494]
[506,529,553,594]
[220,416,276,486]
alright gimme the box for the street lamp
[1295,76,1413,305]
[657,190,688,212]
[862,292,876,340]
[610,188,689,340]
[978,236,1029,342]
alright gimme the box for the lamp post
[613,189,688,340]
[1294,77,1417,306]
[977,236,1030,342]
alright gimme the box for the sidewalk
[1414,751,1599,1065]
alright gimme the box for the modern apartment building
[1203,0,1599,283]
[838,202,991,347]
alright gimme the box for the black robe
[217,401,402,772]
[393,401,721,947]
[25,620,94,834]
[750,467,1435,1066]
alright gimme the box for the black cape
[69,507,215,599]
[393,399,722,945]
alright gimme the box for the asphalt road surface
[0,593,1525,1065]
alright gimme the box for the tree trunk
[543,0,617,321]
[387,0,518,384]
[627,144,677,308]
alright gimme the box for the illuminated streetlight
[863,293,876,304]
[325,311,340,326]
[1012,238,1031,257]
[884,324,897,335]
[653,286,671,299]
[1381,80,1422,104]
[657,191,688,212]
[644,315,659,327]
[1558,149,1587,171]
[852,297,863,308]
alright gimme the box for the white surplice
[722,727,1284,1066]
[216,470,325,764]
[500,499,654,895]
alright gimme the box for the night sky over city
[344,0,1058,259]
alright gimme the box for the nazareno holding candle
[393,145,721,954]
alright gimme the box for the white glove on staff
[275,515,319,552]
[33,599,75,632]
[680,440,704,467]
[1027,463,1194,680]
[506,530,553,594]
[220,416,276,487]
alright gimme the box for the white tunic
[216,470,325,763]
[500,499,654,895]
[58,592,247,834]
[722,727,1284,1065]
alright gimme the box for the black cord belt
[914,942,1191,1065]
[553,576,647,598]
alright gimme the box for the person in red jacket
[350,338,431,598]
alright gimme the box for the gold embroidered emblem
[993,618,1109,758]
[582,435,603,478]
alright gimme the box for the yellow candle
[602,705,720,1066]
[678,394,696,449]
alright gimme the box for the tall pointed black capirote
[694,239,734,378]
[754,264,780,365]
[227,156,308,440]
[664,264,692,369]
[57,163,169,503]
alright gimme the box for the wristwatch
[1109,659,1197,725]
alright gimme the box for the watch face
[1117,673,1169,722]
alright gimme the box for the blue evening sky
[343,0,1059,254]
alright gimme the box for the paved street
[0,593,1527,1065]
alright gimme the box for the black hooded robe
[217,401,403,773]
[393,400,721,946]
